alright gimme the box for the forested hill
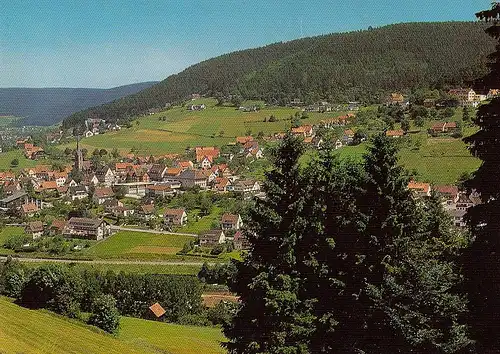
[0,81,157,126]
[63,22,495,128]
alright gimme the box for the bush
[4,234,31,250]
[210,244,225,255]
[88,294,120,334]
[207,301,238,326]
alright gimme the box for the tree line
[0,262,204,333]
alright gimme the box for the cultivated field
[84,230,196,260]
[0,297,225,354]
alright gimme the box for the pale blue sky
[0,1,483,88]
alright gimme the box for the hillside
[0,82,157,126]
[0,297,224,354]
[63,22,495,128]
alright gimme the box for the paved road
[110,225,198,237]
[0,256,211,266]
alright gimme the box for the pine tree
[462,2,500,351]
[223,134,312,353]
[357,135,470,352]
[300,148,369,353]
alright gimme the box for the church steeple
[74,128,83,171]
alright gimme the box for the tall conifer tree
[223,134,312,353]
[462,2,500,351]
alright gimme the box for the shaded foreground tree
[224,134,312,353]
[462,2,500,352]
[225,134,470,353]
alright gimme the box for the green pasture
[84,230,196,260]
[0,297,225,354]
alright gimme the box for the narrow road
[110,225,198,237]
[0,256,211,266]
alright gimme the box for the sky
[0,0,484,88]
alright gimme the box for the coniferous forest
[63,22,494,129]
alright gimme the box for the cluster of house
[446,88,500,107]
[407,180,481,228]
[16,139,45,160]
[23,209,251,250]
[385,121,459,138]
[24,217,111,241]
[83,118,121,138]
[287,116,357,149]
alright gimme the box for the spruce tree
[223,134,312,353]
[462,2,500,351]
[357,135,470,352]
[300,148,369,353]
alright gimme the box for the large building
[63,217,111,240]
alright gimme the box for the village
[0,85,492,258]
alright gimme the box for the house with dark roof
[221,213,243,230]
[93,187,115,205]
[138,204,156,220]
[68,185,88,201]
[199,229,226,247]
[175,169,208,189]
[164,208,187,226]
[21,203,39,217]
[25,221,44,239]
[63,217,111,240]
[148,164,168,181]
[233,231,251,250]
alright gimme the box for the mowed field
[84,230,196,260]
[0,297,225,354]
[119,316,225,354]
[59,98,350,155]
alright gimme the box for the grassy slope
[119,316,225,354]
[333,135,480,185]
[0,298,148,354]
[0,150,38,172]
[59,99,348,155]
[84,230,196,260]
[0,297,225,354]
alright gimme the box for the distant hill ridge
[0,81,157,126]
[63,21,496,129]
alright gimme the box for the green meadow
[0,297,225,354]
[0,149,38,171]
[84,230,196,260]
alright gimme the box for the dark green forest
[63,22,495,128]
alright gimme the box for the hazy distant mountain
[63,22,496,129]
[0,82,157,126]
